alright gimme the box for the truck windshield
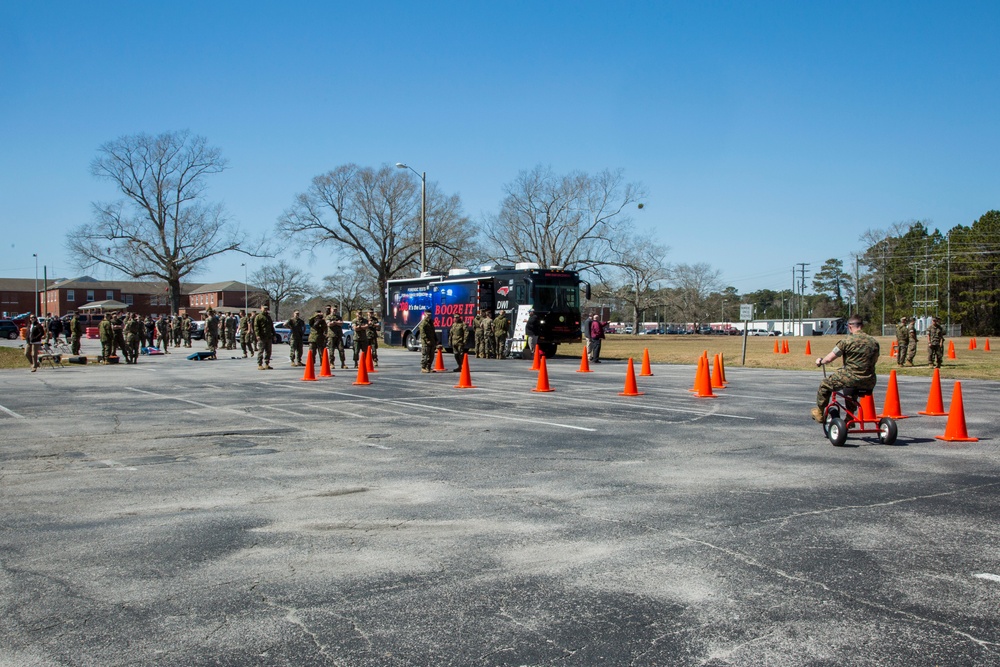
[534,284,579,311]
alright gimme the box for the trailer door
[478,279,495,313]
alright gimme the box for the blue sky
[2,1,998,294]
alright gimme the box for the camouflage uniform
[113,316,129,358]
[472,312,483,357]
[481,312,495,359]
[98,318,114,361]
[284,313,306,365]
[205,311,220,352]
[69,315,83,355]
[895,318,909,366]
[906,320,917,365]
[417,312,437,372]
[181,314,192,347]
[171,316,183,348]
[123,315,141,363]
[351,312,369,367]
[927,319,945,368]
[227,314,238,349]
[367,311,381,366]
[155,316,170,353]
[816,330,880,411]
[326,308,347,369]
[308,312,328,366]
[238,312,253,357]
[449,314,468,371]
[253,307,274,369]
[493,311,509,359]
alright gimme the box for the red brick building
[0,278,44,319]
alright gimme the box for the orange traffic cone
[918,368,947,416]
[947,340,956,359]
[857,393,878,424]
[890,341,898,358]
[619,358,644,396]
[454,353,476,388]
[719,352,729,386]
[935,382,978,442]
[782,339,789,354]
[301,350,317,381]
[577,345,592,373]
[688,356,702,392]
[694,355,717,398]
[352,350,371,385]
[433,346,446,372]
[804,340,811,355]
[710,353,725,389]
[968,338,977,351]
[773,340,780,354]
[366,345,376,373]
[984,338,991,352]
[532,356,555,392]
[879,370,908,419]
[530,344,541,370]
[640,348,654,376]
[320,348,333,377]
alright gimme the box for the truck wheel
[540,343,557,358]
[404,332,419,352]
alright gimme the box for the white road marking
[257,405,308,417]
[974,573,1000,583]
[125,387,296,428]
[303,404,367,418]
[0,403,25,419]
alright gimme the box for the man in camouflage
[205,308,220,353]
[493,310,509,359]
[480,309,495,359]
[449,312,468,372]
[812,314,880,422]
[227,313,239,349]
[472,310,483,357]
[927,316,945,368]
[417,310,437,373]
[308,310,328,369]
[906,317,918,366]
[69,314,83,355]
[284,310,306,366]
[895,317,909,366]
[325,306,347,369]
[112,314,128,359]
[253,304,274,370]
[123,313,141,364]
[238,310,253,358]
[181,313,192,348]
[171,315,183,348]
[351,310,369,368]
[98,316,115,362]
[155,314,170,353]
[367,310,381,367]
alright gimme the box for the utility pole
[797,262,810,335]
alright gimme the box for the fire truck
[385,263,586,358]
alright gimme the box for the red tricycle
[821,369,898,447]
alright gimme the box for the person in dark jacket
[524,309,540,355]
[25,314,44,371]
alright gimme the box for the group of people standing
[417,308,512,373]
[279,306,380,372]
[895,315,947,369]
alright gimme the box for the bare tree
[485,165,646,271]
[251,260,314,320]
[606,233,670,332]
[667,262,723,325]
[277,164,475,298]
[66,130,266,314]
[319,260,381,317]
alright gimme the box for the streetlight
[721,300,727,323]
[33,253,38,315]
[241,262,249,309]
[395,162,426,275]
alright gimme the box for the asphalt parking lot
[1,337,998,666]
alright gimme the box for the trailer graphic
[385,265,584,358]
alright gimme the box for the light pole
[33,253,38,315]
[241,262,249,309]
[395,163,426,275]
[721,300,727,323]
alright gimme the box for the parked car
[190,320,206,340]
[274,321,355,347]
[0,319,21,340]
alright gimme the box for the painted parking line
[125,387,298,428]
[0,403,25,419]
[974,573,1000,583]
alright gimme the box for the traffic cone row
[782,339,789,354]
[969,338,977,351]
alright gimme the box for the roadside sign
[739,304,753,321]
